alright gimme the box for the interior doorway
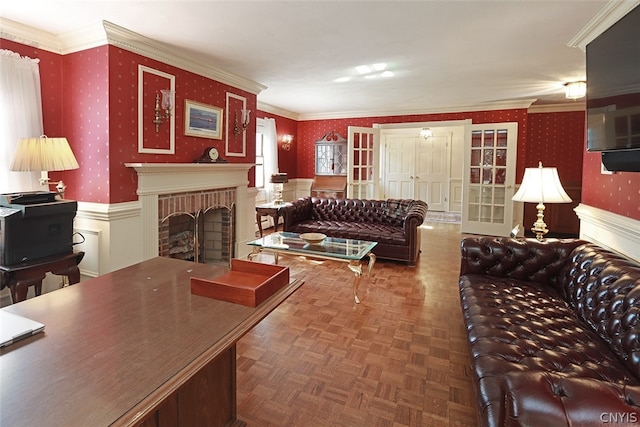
[383,132,451,211]
[378,120,470,213]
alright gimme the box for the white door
[347,126,380,199]
[384,136,414,199]
[461,123,518,236]
[382,132,450,210]
[415,134,449,211]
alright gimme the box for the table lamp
[9,135,79,198]
[270,173,288,205]
[511,162,571,241]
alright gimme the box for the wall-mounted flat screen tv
[586,4,640,171]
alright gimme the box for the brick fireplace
[158,189,234,263]
[125,163,254,262]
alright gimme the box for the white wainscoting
[574,203,640,263]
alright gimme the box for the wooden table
[255,202,291,237]
[0,251,85,303]
[0,257,303,427]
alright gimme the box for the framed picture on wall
[184,100,223,139]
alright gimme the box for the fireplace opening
[163,213,196,261]
[159,206,234,265]
[157,188,236,265]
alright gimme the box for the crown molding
[0,18,266,95]
[296,99,538,121]
[528,102,586,114]
[568,0,640,52]
[257,102,300,121]
[0,17,63,53]
[101,21,266,95]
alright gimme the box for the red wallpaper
[582,150,640,219]
[526,111,585,186]
[61,46,110,202]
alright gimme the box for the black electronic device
[586,5,640,172]
[0,191,57,205]
[0,195,77,265]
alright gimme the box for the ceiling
[0,1,626,118]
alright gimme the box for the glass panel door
[462,123,518,236]
[347,126,380,199]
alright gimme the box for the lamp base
[531,202,549,241]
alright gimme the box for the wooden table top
[0,257,302,427]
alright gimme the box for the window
[255,131,265,188]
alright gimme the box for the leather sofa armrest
[504,371,640,427]
[402,200,428,234]
[282,197,312,230]
[459,236,585,288]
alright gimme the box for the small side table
[255,202,292,237]
[0,251,85,304]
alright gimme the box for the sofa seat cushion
[460,274,639,427]
[287,220,405,245]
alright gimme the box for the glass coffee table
[247,232,377,303]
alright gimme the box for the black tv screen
[586,5,640,153]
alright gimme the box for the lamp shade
[10,136,79,172]
[270,173,288,184]
[512,162,571,203]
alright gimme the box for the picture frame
[184,100,223,139]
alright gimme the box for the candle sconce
[153,89,175,132]
[234,109,251,134]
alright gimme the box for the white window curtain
[0,49,44,193]
[260,117,279,201]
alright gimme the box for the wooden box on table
[191,259,289,307]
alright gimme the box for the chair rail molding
[574,203,640,262]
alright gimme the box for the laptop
[0,309,45,348]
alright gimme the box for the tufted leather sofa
[459,236,640,427]
[281,197,428,264]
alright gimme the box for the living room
[1,1,640,426]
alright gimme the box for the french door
[461,123,518,236]
[347,126,380,199]
[383,133,450,211]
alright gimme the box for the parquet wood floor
[236,223,477,426]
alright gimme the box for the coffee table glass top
[247,232,377,261]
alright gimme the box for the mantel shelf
[125,163,255,174]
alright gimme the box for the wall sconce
[153,89,174,132]
[9,135,79,197]
[511,162,572,241]
[282,134,293,151]
[564,81,586,100]
[419,127,433,140]
[234,109,251,134]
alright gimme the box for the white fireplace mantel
[125,163,254,195]
[125,163,255,260]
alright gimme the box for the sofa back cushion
[561,243,640,379]
[459,237,584,288]
[311,198,387,223]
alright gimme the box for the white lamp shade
[512,164,571,203]
[10,137,79,172]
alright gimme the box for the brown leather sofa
[459,236,640,427]
[281,197,428,264]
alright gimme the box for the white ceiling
[0,1,631,118]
